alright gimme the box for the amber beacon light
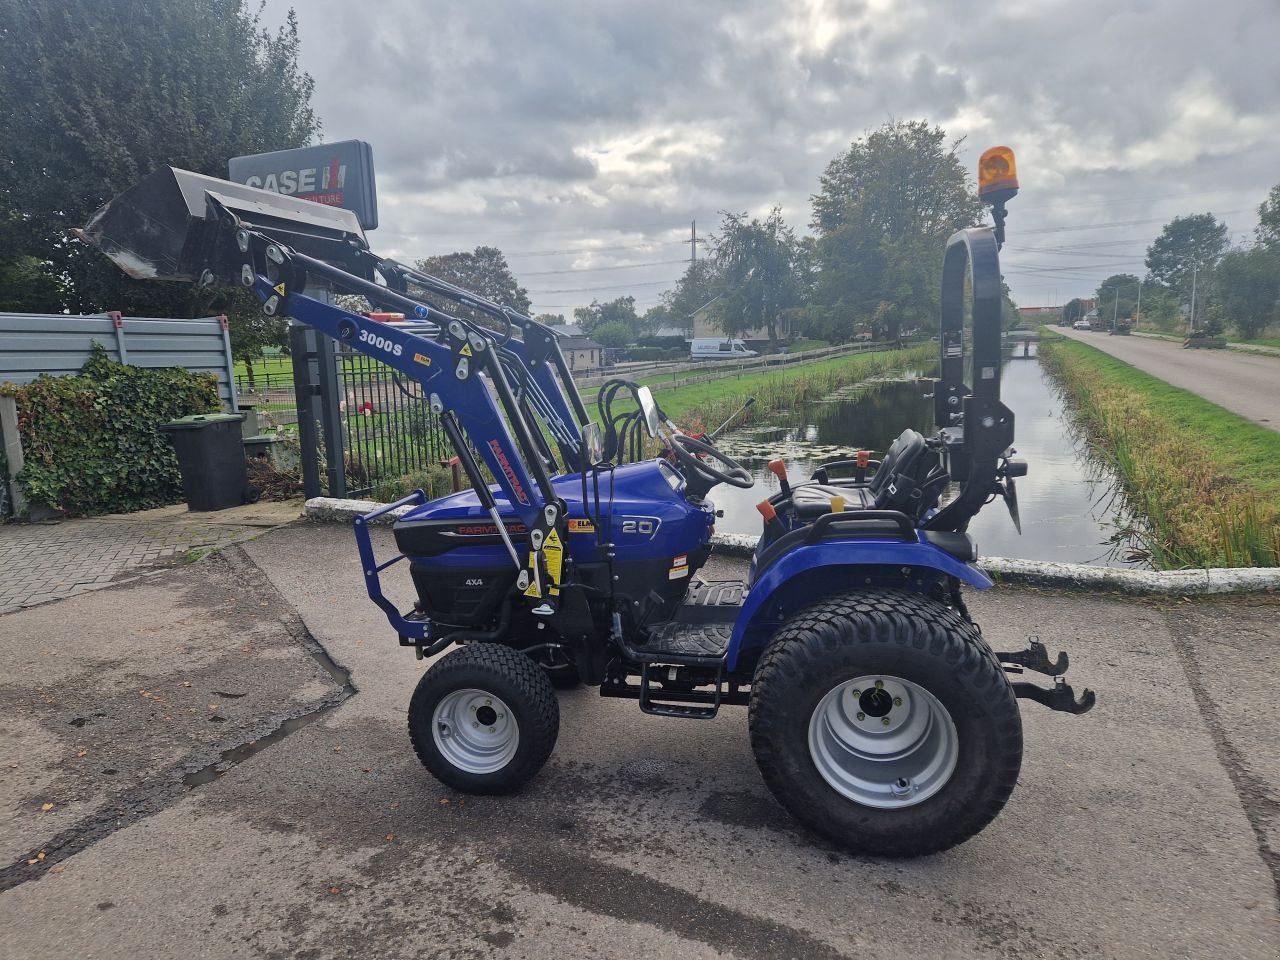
[978,146,1018,248]
[978,146,1018,202]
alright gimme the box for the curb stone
[304,497,1280,597]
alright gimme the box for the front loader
[80,146,1092,857]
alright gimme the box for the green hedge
[0,345,220,515]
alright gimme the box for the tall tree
[1095,274,1143,325]
[660,259,722,336]
[1212,247,1280,339]
[1062,299,1086,325]
[0,0,319,323]
[1144,214,1229,299]
[573,297,638,337]
[413,246,531,328]
[1256,183,1280,249]
[709,208,806,349]
[808,120,984,340]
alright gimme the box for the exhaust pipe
[77,166,367,284]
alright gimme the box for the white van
[690,338,758,360]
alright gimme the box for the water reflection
[709,356,1140,567]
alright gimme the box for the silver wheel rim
[431,688,520,775]
[808,674,959,809]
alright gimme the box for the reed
[1039,334,1279,568]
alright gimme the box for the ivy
[0,344,219,515]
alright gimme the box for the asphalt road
[1056,327,1280,431]
[2,523,1278,959]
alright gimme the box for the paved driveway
[1056,327,1280,431]
[1,523,1277,959]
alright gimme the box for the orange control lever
[766,458,791,495]
[855,449,870,468]
[756,498,786,538]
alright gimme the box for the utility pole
[690,220,698,267]
[1189,262,1198,332]
[1134,281,1142,325]
[1112,288,1119,332]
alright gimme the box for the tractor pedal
[639,662,722,719]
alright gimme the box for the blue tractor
[82,147,1092,856]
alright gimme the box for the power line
[526,278,675,295]
[519,258,689,277]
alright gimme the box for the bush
[0,345,220,515]
[371,465,464,503]
[625,346,685,362]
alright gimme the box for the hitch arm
[1012,678,1096,715]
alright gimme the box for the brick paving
[0,501,301,613]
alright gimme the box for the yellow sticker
[543,529,564,586]
[459,343,473,357]
[668,565,690,580]
[566,519,595,533]
[273,282,286,296]
[413,353,432,366]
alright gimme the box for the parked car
[690,338,758,360]
[1072,319,1092,331]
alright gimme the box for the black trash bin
[159,413,249,511]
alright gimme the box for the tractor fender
[725,539,992,672]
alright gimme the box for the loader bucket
[78,166,366,283]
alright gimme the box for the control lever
[766,458,791,496]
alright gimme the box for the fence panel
[0,311,238,407]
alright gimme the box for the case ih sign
[229,140,378,230]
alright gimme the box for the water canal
[709,349,1137,566]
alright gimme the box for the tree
[534,313,565,327]
[591,321,633,348]
[573,297,638,337]
[1095,274,1143,326]
[413,246,531,328]
[709,208,806,349]
[1062,298,1086,325]
[660,259,722,335]
[1212,247,1280,339]
[808,120,985,340]
[1144,214,1228,302]
[1256,183,1280,248]
[0,0,319,327]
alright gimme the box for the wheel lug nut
[874,680,884,689]
[856,712,866,721]
[881,717,891,726]
[472,721,479,728]
[893,697,903,707]
[851,689,861,697]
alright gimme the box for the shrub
[0,345,220,515]
[370,465,463,503]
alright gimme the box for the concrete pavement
[0,521,1277,959]
[0,500,302,613]
[1056,326,1280,431]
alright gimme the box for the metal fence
[289,325,450,498]
[0,311,239,408]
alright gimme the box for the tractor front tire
[409,643,559,794]
[749,590,1022,857]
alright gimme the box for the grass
[234,354,292,380]
[1039,330,1280,568]
[601,345,934,434]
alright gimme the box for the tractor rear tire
[749,589,1022,857]
[409,643,559,795]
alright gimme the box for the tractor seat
[789,429,948,523]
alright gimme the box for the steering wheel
[668,434,755,489]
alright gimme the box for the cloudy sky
[261,0,1280,316]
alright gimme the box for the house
[690,295,791,343]
[556,333,604,373]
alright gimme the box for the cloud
[262,0,1279,310]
